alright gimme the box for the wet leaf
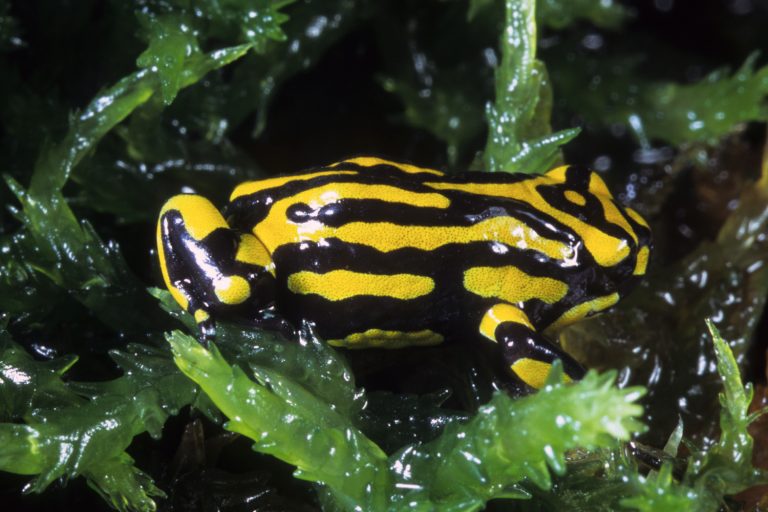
[136,14,202,105]
[469,0,630,29]
[170,332,646,511]
[0,333,198,511]
[551,48,768,146]
[483,0,579,174]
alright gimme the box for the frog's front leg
[157,194,277,341]
[479,303,585,390]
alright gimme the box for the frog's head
[541,165,652,302]
[157,194,276,340]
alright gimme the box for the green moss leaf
[1,42,255,335]
[168,330,392,510]
[0,333,198,511]
[620,461,698,511]
[388,366,645,509]
[469,0,629,30]
[232,0,293,51]
[134,2,294,105]
[0,329,80,420]
[483,0,579,174]
[26,43,251,197]
[170,332,646,511]
[551,50,768,146]
[84,453,165,512]
[136,1,293,52]
[619,322,767,511]
[136,14,202,105]
[680,321,766,499]
[536,0,629,29]
[637,54,768,146]
[218,321,364,418]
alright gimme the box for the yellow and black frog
[157,157,651,391]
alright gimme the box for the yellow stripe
[544,292,620,334]
[540,166,637,244]
[213,275,251,305]
[510,358,572,389]
[564,190,586,206]
[160,194,228,241]
[330,217,570,257]
[158,194,231,311]
[287,270,434,300]
[465,267,568,305]
[329,328,444,349]
[156,218,189,311]
[259,214,572,261]
[510,358,553,389]
[423,177,630,268]
[595,194,638,244]
[253,182,452,251]
[334,157,444,176]
[479,304,533,342]
[588,172,612,198]
[545,165,569,182]
[168,285,189,311]
[634,246,649,275]
[625,207,650,229]
[235,233,273,273]
[229,170,359,201]
[544,166,638,244]
[194,309,210,324]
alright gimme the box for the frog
[157,156,651,390]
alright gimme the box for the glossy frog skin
[157,157,651,390]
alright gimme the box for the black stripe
[536,182,638,249]
[213,162,647,342]
[271,236,612,338]
[274,189,583,252]
[225,166,543,231]
[283,196,576,242]
[495,321,586,380]
[271,239,577,282]
[330,162,445,180]
[564,165,592,190]
[224,170,445,229]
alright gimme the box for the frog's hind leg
[479,303,585,390]
[157,194,275,341]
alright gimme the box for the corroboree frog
[157,157,651,390]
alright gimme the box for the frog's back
[226,156,548,246]
[223,157,649,346]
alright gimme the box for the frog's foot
[196,317,217,346]
[157,194,276,342]
[479,303,585,390]
[251,306,298,340]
